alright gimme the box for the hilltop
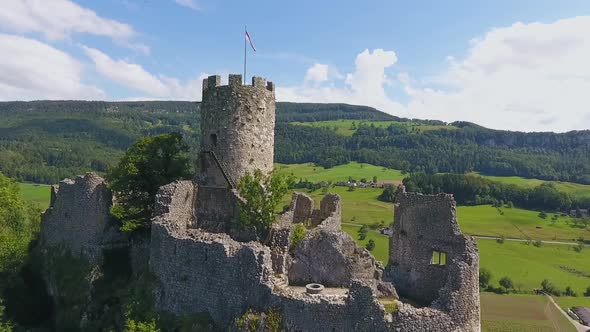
[0,100,588,185]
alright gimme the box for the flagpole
[243,25,247,84]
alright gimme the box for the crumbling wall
[150,181,275,323]
[387,191,480,331]
[40,172,121,263]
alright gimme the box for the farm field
[470,172,590,200]
[478,239,590,296]
[289,119,457,136]
[458,205,587,242]
[480,293,575,332]
[18,182,51,209]
[276,162,405,184]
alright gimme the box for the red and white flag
[245,30,256,52]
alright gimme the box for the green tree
[499,276,513,292]
[107,133,191,235]
[237,170,293,240]
[366,239,376,251]
[584,286,590,297]
[358,225,368,241]
[0,299,13,332]
[479,268,492,289]
[123,319,159,332]
[564,286,577,297]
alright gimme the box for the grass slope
[276,162,405,184]
[471,172,590,200]
[290,119,457,136]
[478,239,590,296]
[18,182,51,209]
[458,205,588,242]
[481,293,575,332]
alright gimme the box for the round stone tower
[195,74,276,232]
[199,74,275,187]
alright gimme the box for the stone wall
[40,172,122,264]
[196,74,276,229]
[150,182,395,331]
[386,191,480,331]
[199,74,275,185]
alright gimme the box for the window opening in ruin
[210,133,217,147]
[430,250,447,265]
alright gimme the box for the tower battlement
[202,74,275,92]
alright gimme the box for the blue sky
[1,0,590,132]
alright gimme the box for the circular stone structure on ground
[305,283,325,294]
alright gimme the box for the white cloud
[83,46,206,100]
[0,0,148,53]
[279,18,590,132]
[403,16,590,132]
[174,0,200,10]
[304,63,329,84]
[0,34,104,100]
[278,49,405,115]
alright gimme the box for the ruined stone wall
[40,173,121,263]
[387,191,480,331]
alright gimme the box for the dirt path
[545,295,588,332]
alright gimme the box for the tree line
[1,101,589,185]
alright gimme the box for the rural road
[545,295,588,332]
[473,235,590,247]
[342,223,589,247]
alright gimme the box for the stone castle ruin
[39,74,480,331]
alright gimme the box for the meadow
[290,119,457,136]
[18,182,51,209]
[478,239,590,296]
[471,172,590,200]
[276,162,405,184]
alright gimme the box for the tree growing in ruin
[237,170,293,240]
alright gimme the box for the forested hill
[0,100,588,184]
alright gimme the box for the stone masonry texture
[40,75,481,332]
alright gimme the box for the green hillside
[276,162,404,183]
[291,119,457,136]
[2,100,589,185]
[472,172,590,200]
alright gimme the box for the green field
[481,293,575,332]
[471,172,590,200]
[18,182,51,209]
[290,119,457,136]
[276,162,405,184]
[554,296,590,311]
[458,205,588,242]
[478,239,590,296]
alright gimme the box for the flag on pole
[245,30,256,52]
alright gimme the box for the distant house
[569,307,590,326]
[379,227,393,236]
[569,209,588,218]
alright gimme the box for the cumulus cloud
[403,16,590,132]
[278,49,405,114]
[0,34,104,100]
[304,63,329,84]
[0,0,148,53]
[83,46,206,100]
[174,0,200,10]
